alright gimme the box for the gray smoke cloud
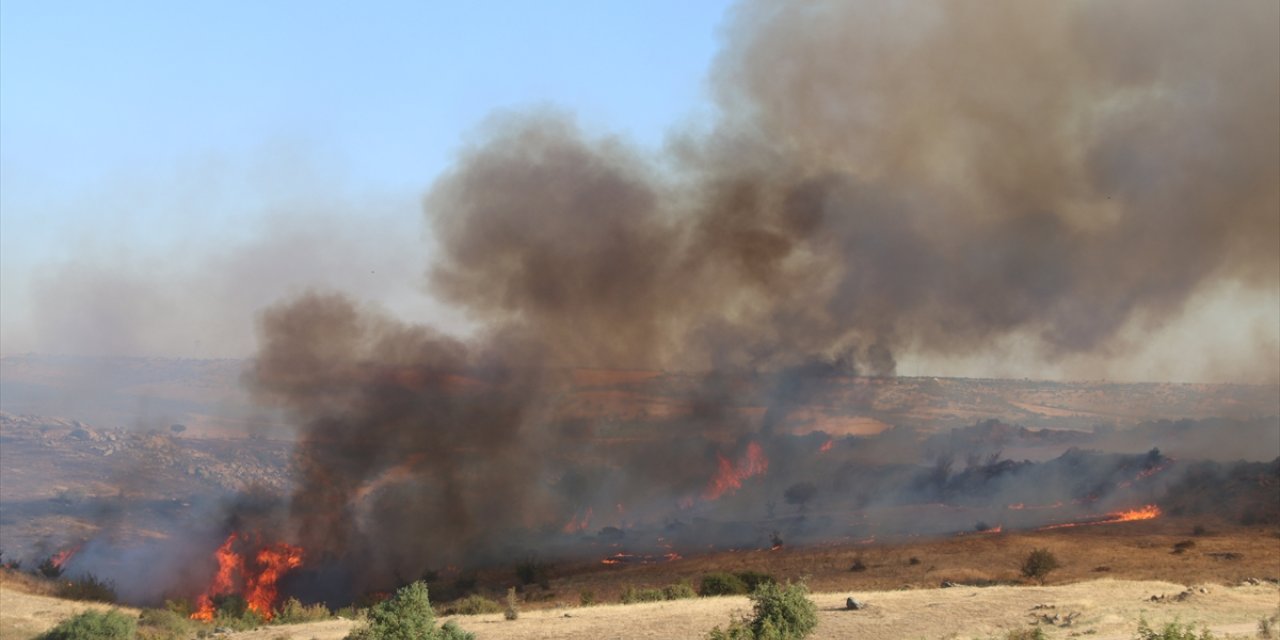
[251,0,1279,591]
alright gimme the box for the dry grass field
[2,521,1276,640]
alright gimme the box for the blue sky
[0,0,734,355]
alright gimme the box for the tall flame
[189,533,303,622]
[704,442,769,500]
[245,543,304,620]
[191,533,245,622]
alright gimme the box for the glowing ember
[1038,504,1162,531]
[190,533,303,622]
[819,439,834,453]
[703,442,769,500]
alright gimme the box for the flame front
[245,543,303,620]
[191,533,244,622]
[190,533,303,622]
[704,442,769,500]
[1038,504,1162,531]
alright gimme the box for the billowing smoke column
[250,0,1278,593]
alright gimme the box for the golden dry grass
[1,522,1276,640]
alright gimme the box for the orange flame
[562,507,593,534]
[50,544,83,569]
[189,533,303,622]
[704,442,769,500]
[1038,504,1161,531]
[245,543,303,620]
[819,439,834,453]
[191,533,244,622]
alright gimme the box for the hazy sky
[1,1,1276,384]
[0,0,732,353]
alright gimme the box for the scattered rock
[845,597,865,610]
[940,581,959,588]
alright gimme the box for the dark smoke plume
[251,0,1279,592]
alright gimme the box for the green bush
[578,589,596,606]
[1134,618,1215,640]
[620,586,665,604]
[700,572,749,596]
[1020,548,1060,583]
[707,581,818,640]
[444,594,502,616]
[1004,629,1047,640]
[57,574,118,603]
[345,581,474,640]
[275,597,332,623]
[735,572,776,592]
[136,608,195,640]
[39,610,136,640]
[663,581,697,600]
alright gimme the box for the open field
[3,578,1275,640]
[2,523,1276,640]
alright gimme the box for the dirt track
[3,579,1275,640]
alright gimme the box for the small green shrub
[735,572,776,592]
[503,587,519,621]
[620,586,665,604]
[663,581,697,600]
[700,572,749,596]
[137,608,195,640]
[275,597,332,623]
[1021,548,1060,583]
[445,594,502,616]
[345,581,474,640]
[1135,618,1215,640]
[578,589,596,606]
[707,581,818,640]
[39,610,136,640]
[58,574,118,603]
[1004,629,1047,640]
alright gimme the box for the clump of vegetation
[1134,618,1215,640]
[706,581,818,640]
[57,573,118,603]
[503,587,519,621]
[849,557,867,572]
[37,557,65,579]
[1020,548,1060,583]
[700,572,749,597]
[578,589,596,606]
[38,610,136,640]
[620,586,666,604]
[908,557,921,566]
[1004,629,1047,640]
[1172,540,1196,554]
[209,594,264,631]
[345,581,474,640]
[663,581,697,600]
[444,594,502,616]
[275,597,332,623]
[137,608,196,640]
[1191,524,1209,536]
[736,572,776,592]
[1259,616,1273,639]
